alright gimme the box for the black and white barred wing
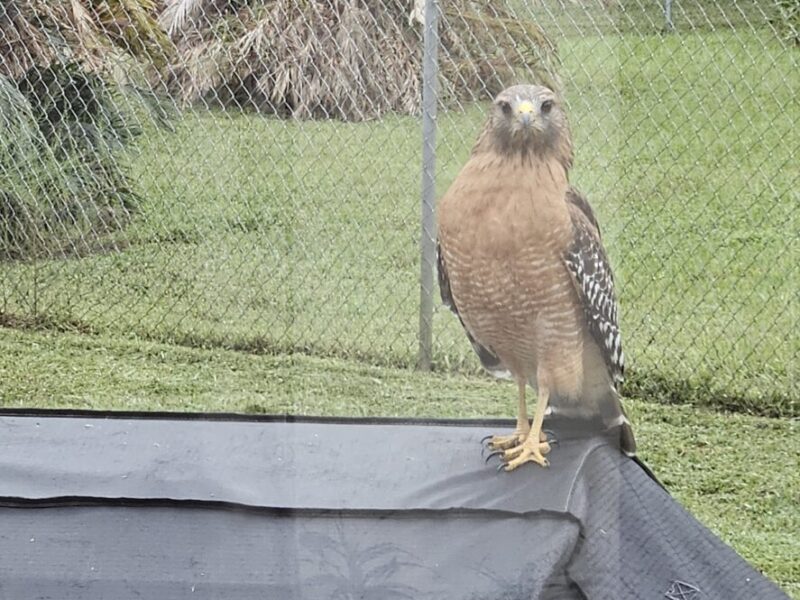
[564,196,625,387]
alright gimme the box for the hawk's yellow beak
[516,100,534,126]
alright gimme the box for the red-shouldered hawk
[437,84,635,471]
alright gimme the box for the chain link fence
[0,0,796,415]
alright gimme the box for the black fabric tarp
[0,411,789,599]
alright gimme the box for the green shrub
[0,65,142,259]
[772,0,799,45]
[0,0,173,259]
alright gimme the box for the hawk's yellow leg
[501,382,551,471]
[486,380,531,450]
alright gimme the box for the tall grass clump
[0,0,173,259]
[0,65,145,260]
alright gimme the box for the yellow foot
[484,429,528,451]
[499,434,551,472]
[483,428,554,450]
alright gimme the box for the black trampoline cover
[0,412,789,599]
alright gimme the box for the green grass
[1,29,796,415]
[513,0,782,37]
[0,325,797,597]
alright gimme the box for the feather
[437,243,509,378]
[566,186,601,235]
[564,198,625,385]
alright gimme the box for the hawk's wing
[566,186,601,234]
[564,189,624,387]
[437,243,510,378]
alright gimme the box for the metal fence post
[664,0,675,32]
[417,0,439,371]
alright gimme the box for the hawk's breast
[438,154,585,382]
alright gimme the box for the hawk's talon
[504,455,550,471]
[481,443,503,459]
[484,430,529,451]
[506,440,551,471]
[484,450,504,464]
[493,436,552,472]
[502,444,525,460]
[482,423,555,470]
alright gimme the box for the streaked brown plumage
[437,84,635,471]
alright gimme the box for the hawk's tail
[618,416,637,458]
[600,389,637,457]
[605,399,668,488]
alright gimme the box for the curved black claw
[480,434,494,446]
[484,450,504,464]
[496,462,509,472]
[480,443,494,460]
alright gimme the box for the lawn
[516,0,783,38]
[0,326,797,597]
[1,29,796,415]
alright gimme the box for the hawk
[437,84,635,471]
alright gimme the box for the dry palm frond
[90,0,174,68]
[161,0,558,120]
[0,2,56,79]
[163,0,418,119]
[0,0,173,81]
[439,5,560,103]
[158,0,211,36]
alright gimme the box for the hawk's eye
[541,99,554,114]
[498,101,513,116]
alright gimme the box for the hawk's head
[484,84,572,167]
